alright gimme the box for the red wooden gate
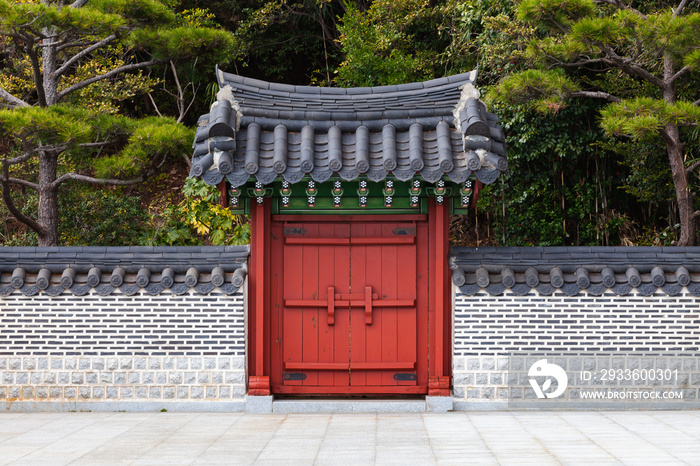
[270,219,429,395]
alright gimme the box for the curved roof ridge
[216,67,476,101]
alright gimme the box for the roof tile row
[190,70,508,189]
[451,246,700,297]
[0,246,249,297]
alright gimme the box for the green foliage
[128,25,235,63]
[600,98,700,140]
[684,49,700,70]
[218,0,345,85]
[0,105,93,148]
[637,224,680,246]
[487,69,579,112]
[95,116,194,179]
[335,0,433,87]
[470,10,536,82]
[58,186,147,246]
[600,138,674,204]
[517,0,596,31]
[61,46,160,114]
[178,7,218,28]
[143,177,250,246]
[0,1,125,36]
[477,101,636,246]
[0,175,146,246]
[89,0,177,24]
[0,106,193,182]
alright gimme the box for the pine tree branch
[54,34,118,77]
[51,172,146,189]
[56,59,166,101]
[603,47,665,88]
[166,60,199,123]
[25,44,47,107]
[76,141,115,149]
[686,159,700,175]
[694,98,700,106]
[4,150,36,166]
[56,40,93,53]
[693,210,700,220]
[670,66,691,84]
[570,91,622,102]
[146,92,164,118]
[1,161,44,235]
[6,177,39,190]
[675,0,690,17]
[0,86,30,108]
[70,0,89,8]
[5,30,35,45]
[553,57,610,68]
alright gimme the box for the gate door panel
[350,223,418,389]
[275,220,426,395]
[282,223,350,389]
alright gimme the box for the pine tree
[489,0,700,245]
[0,0,234,245]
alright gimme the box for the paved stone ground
[0,411,699,465]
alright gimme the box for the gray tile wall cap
[450,246,700,297]
[0,246,249,297]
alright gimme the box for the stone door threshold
[246,396,453,413]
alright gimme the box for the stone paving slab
[0,411,699,465]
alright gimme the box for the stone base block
[426,396,453,412]
[245,395,273,413]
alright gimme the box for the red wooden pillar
[217,180,229,207]
[428,200,451,396]
[248,199,271,395]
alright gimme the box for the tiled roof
[450,246,700,297]
[0,246,249,297]
[190,69,507,188]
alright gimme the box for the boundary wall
[1,246,699,410]
[451,247,700,410]
[0,247,248,412]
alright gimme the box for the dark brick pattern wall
[0,292,245,356]
[454,291,700,356]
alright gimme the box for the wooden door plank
[380,222,400,386]
[316,222,334,388]
[397,239,418,386]
[353,222,384,386]
[416,220,430,390]
[283,223,306,387]
[348,222,366,387]
[301,223,322,387]
[269,221,285,391]
[332,222,351,388]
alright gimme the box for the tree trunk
[37,150,59,246]
[42,30,58,106]
[662,52,696,245]
[665,125,696,245]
